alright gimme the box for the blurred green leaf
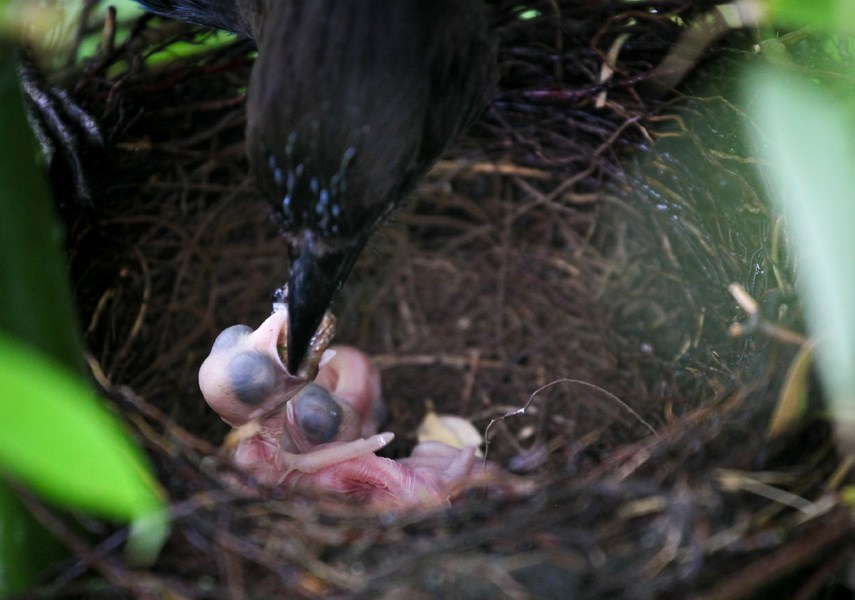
[842,484,855,507]
[145,30,238,66]
[0,45,82,371]
[0,38,81,596]
[0,32,168,585]
[765,0,855,32]
[0,482,65,595]
[0,332,166,522]
[125,506,171,567]
[748,69,855,446]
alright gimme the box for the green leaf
[842,485,855,507]
[747,69,855,449]
[0,481,65,595]
[0,5,169,584]
[0,37,83,595]
[765,0,855,32]
[0,44,83,372]
[125,507,171,567]
[0,332,166,522]
[145,31,238,66]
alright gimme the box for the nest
[20,1,853,597]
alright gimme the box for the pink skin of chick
[199,311,483,508]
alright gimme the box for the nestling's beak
[286,232,362,375]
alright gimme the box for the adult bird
[136,0,497,374]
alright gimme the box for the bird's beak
[286,232,361,375]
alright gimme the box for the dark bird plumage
[136,0,497,373]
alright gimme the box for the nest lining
[19,1,853,598]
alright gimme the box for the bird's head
[243,0,496,375]
[248,131,393,376]
[243,3,425,375]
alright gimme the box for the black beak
[286,232,362,375]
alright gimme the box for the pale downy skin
[198,312,485,508]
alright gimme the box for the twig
[484,378,659,461]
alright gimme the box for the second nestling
[198,307,494,508]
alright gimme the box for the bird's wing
[135,0,254,37]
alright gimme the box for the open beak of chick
[197,311,396,484]
[198,311,492,509]
[198,309,334,427]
